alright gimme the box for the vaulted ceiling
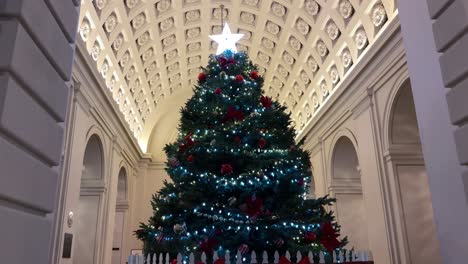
[77,0,397,159]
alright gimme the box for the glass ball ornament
[173,223,186,234]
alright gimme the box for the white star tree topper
[209,23,244,55]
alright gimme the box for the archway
[112,167,129,264]
[331,136,368,249]
[74,134,105,264]
[386,79,441,264]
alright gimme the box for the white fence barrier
[128,250,373,264]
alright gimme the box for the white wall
[0,1,79,263]
[398,0,468,262]
[299,19,441,264]
[56,46,143,264]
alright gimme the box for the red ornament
[320,222,341,252]
[244,194,263,218]
[260,96,272,108]
[249,71,259,80]
[235,74,244,83]
[279,256,291,264]
[171,259,178,264]
[233,136,242,144]
[297,256,311,264]
[198,72,207,82]
[196,262,205,264]
[214,259,225,264]
[222,106,244,123]
[221,164,233,174]
[258,138,266,149]
[214,87,222,95]
[303,231,317,243]
[227,57,237,65]
[187,155,194,163]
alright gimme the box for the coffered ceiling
[77,0,397,156]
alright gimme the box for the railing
[128,249,373,264]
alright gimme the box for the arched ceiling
[77,0,397,157]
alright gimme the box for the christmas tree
[136,27,347,262]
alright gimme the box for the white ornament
[372,3,387,27]
[240,12,255,25]
[156,0,171,12]
[326,21,340,40]
[355,29,368,50]
[339,0,354,19]
[120,52,130,67]
[262,38,275,49]
[330,67,340,84]
[258,52,270,64]
[316,40,328,57]
[112,34,124,51]
[296,19,310,35]
[160,18,174,31]
[142,48,154,62]
[304,0,320,16]
[162,35,176,47]
[137,31,150,46]
[289,37,302,51]
[282,52,294,65]
[342,49,352,68]
[185,10,200,22]
[79,19,90,41]
[132,13,146,30]
[307,57,319,72]
[209,23,244,55]
[266,21,280,35]
[104,14,117,33]
[187,27,201,39]
[271,2,286,17]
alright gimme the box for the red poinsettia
[233,136,242,144]
[221,164,233,174]
[235,74,244,83]
[258,138,266,148]
[320,222,341,252]
[303,231,317,243]
[214,259,225,264]
[279,256,291,264]
[227,57,237,65]
[222,106,244,123]
[214,87,222,94]
[260,96,272,108]
[249,71,259,80]
[179,132,195,153]
[218,56,227,68]
[199,237,218,254]
[244,194,263,218]
[187,155,194,163]
[297,256,311,264]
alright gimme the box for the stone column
[398,0,468,262]
[0,0,79,263]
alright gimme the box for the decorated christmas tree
[136,24,347,263]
